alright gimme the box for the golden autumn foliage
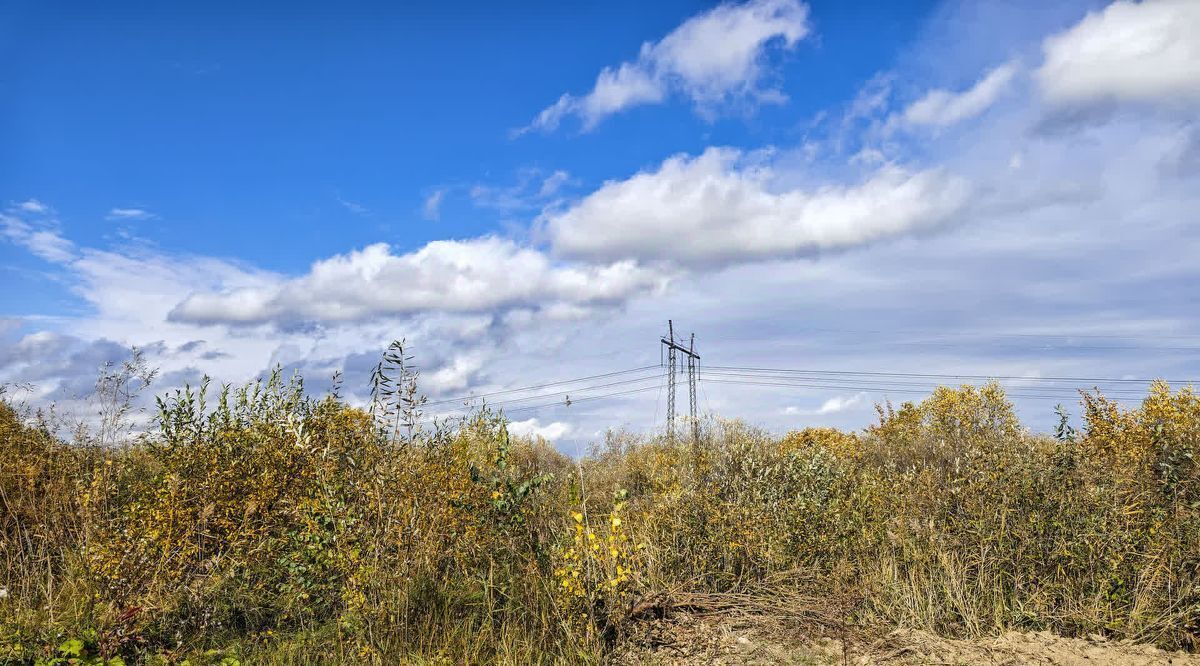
[1,374,1198,663]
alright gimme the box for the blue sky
[3,0,938,266]
[3,0,1199,451]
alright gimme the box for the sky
[3,0,1200,453]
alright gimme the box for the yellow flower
[611,517,622,528]
[491,490,502,500]
[571,511,583,523]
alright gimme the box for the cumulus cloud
[900,62,1018,128]
[1036,0,1200,106]
[815,392,867,415]
[522,0,810,132]
[0,218,534,422]
[544,147,970,267]
[0,200,665,422]
[423,351,487,394]
[16,199,49,214]
[506,417,573,441]
[783,392,866,416]
[170,237,666,326]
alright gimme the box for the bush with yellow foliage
[1,356,1198,662]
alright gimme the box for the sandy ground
[614,613,1200,665]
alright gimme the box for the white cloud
[522,94,575,135]
[538,170,570,198]
[544,147,969,267]
[784,393,867,416]
[901,62,1018,128]
[422,190,445,221]
[74,248,275,338]
[423,351,486,394]
[470,168,572,212]
[0,217,528,419]
[814,392,867,415]
[0,212,77,263]
[170,237,666,326]
[338,197,369,215]
[522,0,810,132]
[1036,0,1200,106]
[506,417,574,441]
[17,199,48,214]
[106,208,154,220]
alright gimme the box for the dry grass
[0,357,1197,664]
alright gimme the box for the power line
[501,384,663,415]
[405,346,1192,430]
[425,384,664,422]
[705,365,1199,386]
[422,364,659,407]
[888,341,1200,352]
[700,377,1146,401]
[699,369,1160,396]
[652,366,665,432]
[709,327,1200,343]
[417,374,662,423]
[456,373,661,410]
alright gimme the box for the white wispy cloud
[538,170,570,198]
[1036,0,1200,106]
[469,168,572,212]
[520,0,810,133]
[0,209,76,263]
[899,62,1019,128]
[422,189,445,220]
[106,207,155,220]
[338,197,369,215]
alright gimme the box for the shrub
[2,366,1198,662]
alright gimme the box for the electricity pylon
[661,320,699,444]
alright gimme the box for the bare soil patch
[614,612,1200,665]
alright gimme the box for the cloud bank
[1036,0,1200,106]
[544,147,970,267]
[170,238,666,327]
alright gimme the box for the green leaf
[58,639,85,658]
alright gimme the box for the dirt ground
[613,612,1200,665]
